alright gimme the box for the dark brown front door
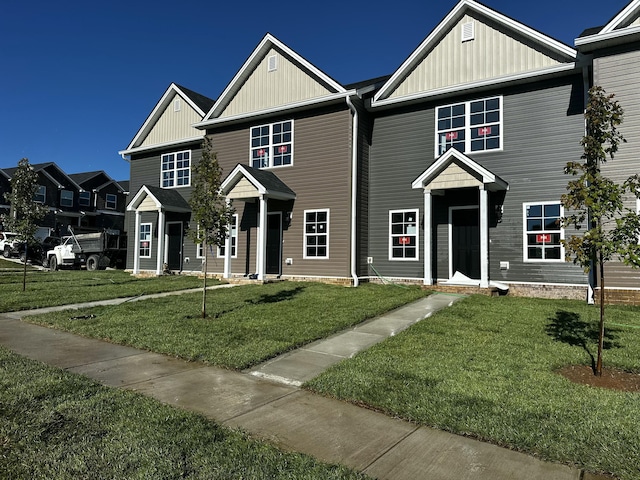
[266,213,282,276]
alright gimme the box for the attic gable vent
[461,21,475,42]
[174,99,181,112]
[267,54,278,72]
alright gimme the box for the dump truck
[46,228,127,271]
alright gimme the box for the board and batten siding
[388,13,566,101]
[369,75,588,286]
[208,106,354,279]
[140,93,204,148]
[220,48,334,119]
[593,46,640,288]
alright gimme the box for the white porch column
[133,210,141,274]
[223,199,232,279]
[423,189,433,285]
[157,209,165,275]
[257,195,267,280]
[479,186,489,288]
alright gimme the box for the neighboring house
[576,0,640,300]
[1,162,85,237]
[119,83,215,274]
[68,171,127,232]
[0,169,10,221]
[366,0,588,298]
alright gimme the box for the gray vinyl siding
[126,145,202,271]
[594,44,640,288]
[208,105,353,279]
[369,75,588,286]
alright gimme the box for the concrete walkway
[0,290,599,480]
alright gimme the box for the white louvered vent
[174,99,181,112]
[268,54,278,72]
[462,21,475,42]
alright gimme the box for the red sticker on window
[536,234,550,243]
[278,145,288,153]
[478,127,492,136]
[257,149,265,156]
[399,236,411,245]
[445,132,458,140]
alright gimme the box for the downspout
[582,60,595,305]
[346,95,359,287]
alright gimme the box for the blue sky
[0,0,627,182]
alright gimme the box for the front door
[166,222,183,271]
[451,207,480,279]
[266,213,282,276]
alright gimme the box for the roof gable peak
[203,33,346,122]
[374,0,576,106]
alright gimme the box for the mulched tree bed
[558,365,640,393]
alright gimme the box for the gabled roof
[575,0,640,51]
[221,164,296,200]
[127,185,192,213]
[69,171,125,193]
[373,0,577,108]
[117,180,130,193]
[412,148,509,192]
[4,162,84,191]
[120,83,214,155]
[196,34,349,128]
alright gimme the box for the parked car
[14,236,61,265]
[0,232,19,258]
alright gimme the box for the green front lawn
[306,295,640,480]
[26,282,428,370]
[0,270,205,312]
[0,346,368,480]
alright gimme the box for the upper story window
[250,120,293,169]
[523,202,564,262]
[436,96,502,156]
[60,190,74,208]
[389,209,419,261]
[105,194,117,210]
[79,191,91,207]
[162,150,191,188]
[34,185,46,203]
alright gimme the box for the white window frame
[303,209,329,259]
[250,120,294,169]
[139,223,152,259]
[161,150,191,188]
[523,201,565,263]
[389,209,419,261]
[60,190,74,207]
[435,96,503,157]
[34,185,46,203]
[78,191,91,207]
[217,214,238,258]
[105,193,117,210]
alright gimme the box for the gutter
[346,95,359,287]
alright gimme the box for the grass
[0,258,30,270]
[0,270,206,312]
[0,346,369,480]
[306,295,640,480]
[25,282,428,370]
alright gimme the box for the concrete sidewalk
[0,292,595,480]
